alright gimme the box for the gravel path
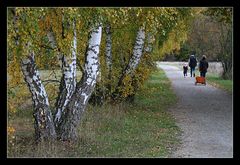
[157,63,233,158]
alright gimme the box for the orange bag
[195,76,206,85]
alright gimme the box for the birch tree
[110,8,192,102]
[21,53,57,141]
[57,24,102,140]
[8,7,103,141]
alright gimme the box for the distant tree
[203,8,232,79]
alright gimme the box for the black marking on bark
[21,54,56,142]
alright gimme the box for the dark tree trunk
[218,23,232,80]
[89,83,105,106]
[221,60,232,79]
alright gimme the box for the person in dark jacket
[199,55,209,77]
[188,54,197,77]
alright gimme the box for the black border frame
[1,0,239,161]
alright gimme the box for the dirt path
[157,62,233,158]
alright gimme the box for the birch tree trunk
[58,24,102,141]
[89,23,112,106]
[54,22,77,128]
[123,26,145,75]
[112,26,145,101]
[127,32,154,103]
[13,8,56,142]
[21,53,56,141]
[105,23,112,96]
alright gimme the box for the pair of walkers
[183,54,209,78]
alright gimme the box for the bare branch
[42,79,61,85]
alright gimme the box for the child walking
[183,63,188,78]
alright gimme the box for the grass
[206,73,233,94]
[8,69,180,158]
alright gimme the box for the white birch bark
[21,53,56,141]
[112,26,145,101]
[54,22,77,126]
[58,24,102,141]
[12,9,56,141]
[125,26,145,75]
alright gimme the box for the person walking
[199,55,209,77]
[183,63,188,78]
[188,54,197,77]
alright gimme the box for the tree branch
[42,79,61,85]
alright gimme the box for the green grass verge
[8,69,179,158]
[206,73,233,94]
